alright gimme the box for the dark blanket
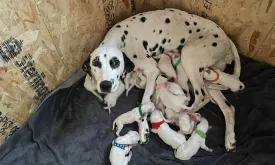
[1,56,275,165]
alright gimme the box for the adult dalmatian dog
[83,8,241,151]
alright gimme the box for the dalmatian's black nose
[100,80,112,92]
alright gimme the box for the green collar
[173,58,181,68]
[194,129,206,138]
[138,104,145,118]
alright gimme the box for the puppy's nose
[100,80,112,92]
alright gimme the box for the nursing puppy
[150,110,186,149]
[161,108,201,135]
[158,52,190,97]
[175,118,212,160]
[112,102,155,136]
[203,68,245,92]
[110,130,140,165]
[153,74,192,113]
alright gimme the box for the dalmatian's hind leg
[180,34,230,109]
[208,89,236,151]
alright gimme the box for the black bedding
[1,55,275,165]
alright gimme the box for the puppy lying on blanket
[110,130,140,165]
[175,118,212,160]
[150,110,186,149]
[112,102,155,142]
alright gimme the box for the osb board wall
[0,0,144,144]
[145,0,275,65]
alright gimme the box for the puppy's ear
[82,56,92,77]
[122,52,135,75]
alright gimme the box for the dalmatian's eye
[109,57,120,69]
[92,56,101,68]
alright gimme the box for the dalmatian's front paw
[225,131,236,152]
[103,94,118,113]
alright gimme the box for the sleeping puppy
[153,74,192,113]
[150,110,186,149]
[203,68,245,92]
[109,130,140,165]
[124,69,146,96]
[160,108,201,135]
[174,118,212,160]
[112,102,155,136]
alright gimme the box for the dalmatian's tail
[229,39,241,78]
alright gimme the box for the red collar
[205,69,219,82]
[152,120,165,130]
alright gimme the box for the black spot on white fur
[152,52,156,56]
[109,57,120,69]
[168,39,171,43]
[169,9,174,11]
[225,100,232,107]
[162,38,166,44]
[197,29,201,32]
[132,16,136,19]
[201,89,205,96]
[165,18,170,23]
[180,38,185,44]
[195,90,199,95]
[177,45,184,53]
[183,89,187,95]
[124,30,128,35]
[185,21,190,26]
[199,67,204,72]
[199,36,203,39]
[214,34,219,38]
[189,30,192,34]
[150,43,159,52]
[159,30,162,34]
[153,30,155,33]
[116,25,121,28]
[147,54,151,58]
[194,22,197,25]
[212,42,217,47]
[133,54,137,58]
[92,56,101,68]
[159,46,165,54]
[140,17,146,22]
[143,41,148,50]
[104,54,106,58]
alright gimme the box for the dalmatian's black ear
[122,52,135,74]
[82,56,92,77]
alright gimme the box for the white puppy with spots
[174,117,212,160]
[150,110,186,149]
[83,8,241,151]
[110,130,140,165]
[112,102,155,139]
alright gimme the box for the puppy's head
[83,47,131,93]
[196,117,209,132]
[124,130,140,144]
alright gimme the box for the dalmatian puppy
[112,102,155,136]
[153,74,192,113]
[203,68,245,92]
[124,69,146,96]
[160,108,201,135]
[174,117,212,160]
[82,8,241,150]
[109,130,140,165]
[150,110,186,149]
[157,52,190,97]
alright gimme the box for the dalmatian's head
[83,47,133,94]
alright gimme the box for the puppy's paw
[103,93,118,110]
[225,131,236,152]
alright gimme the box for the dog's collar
[155,82,170,89]
[152,120,165,130]
[112,141,130,150]
[163,52,173,60]
[173,58,181,68]
[138,104,145,118]
[206,69,219,82]
[194,129,206,138]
